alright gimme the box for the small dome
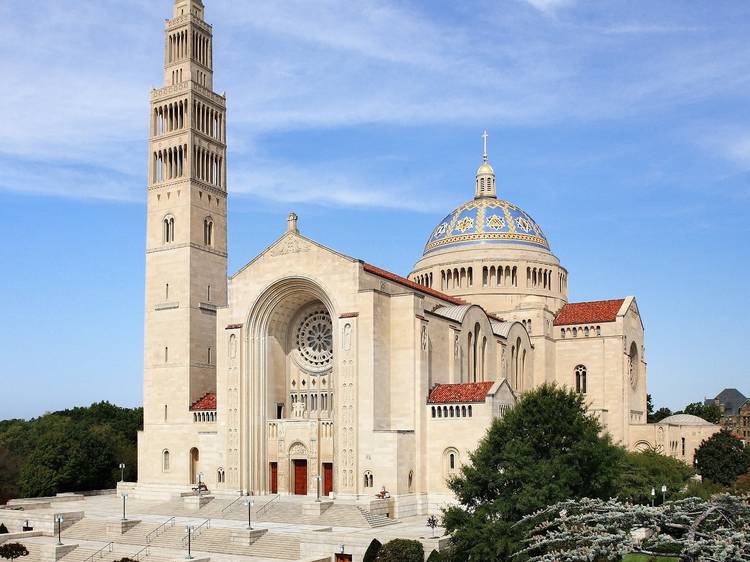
[659,414,716,426]
[423,197,549,255]
[477,162,494,175]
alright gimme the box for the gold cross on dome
[482,130,488,163]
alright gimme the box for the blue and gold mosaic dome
[423,197,549,255]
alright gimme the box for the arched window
[162,450,170,472]
[431,406,436,418]
[444,448,459,476]
[217,467,225,483]
[437,406,442,418]
[468,405,472,417]
[575,365,587,394]
[164,216,175,243]
[408,470,414,492]
[449,406,454,418]
[203,217,213,246]
[364,471,374,488]
[461,405,467,417]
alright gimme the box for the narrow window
[163,450,170,471]
[166,283,169,300]
[164,347,169,363]
[575,365,587,394]
[449,453,455,470]
[207,347,212,365]
[207,285,211,302]
[164,404,168,421]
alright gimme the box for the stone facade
[135,0,719,515]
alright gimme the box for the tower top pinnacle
[174,0,204,19]
[475,130,496,198]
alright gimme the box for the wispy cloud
[1,0,749,206]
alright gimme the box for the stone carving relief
[289,442,307,458]
[421,325,428,351]
[343,323,352,351]
[270,236,311,257]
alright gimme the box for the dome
[423,197,550,255]
[477,162,494,175]
[658,414,716,426]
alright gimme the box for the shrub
[376,539,423,562]
[734,469,750,493]
[362,539,382,562]
[426,550,445,561]
[0,524,8,534]
[0,543,28,560]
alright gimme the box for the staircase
[356,506,399,528]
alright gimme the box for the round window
[294,307,333,373]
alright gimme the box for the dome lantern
[475,130,496,199]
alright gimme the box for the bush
[376,539,423,562]
[677,478,726,500]
[0,524,8,534]
[426,550,445,561]
[616,450,694,504]
[0,543,28,560]
[362,539,382,562]
[695,430,750,486]
[734,469,750,493]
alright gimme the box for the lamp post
[55,515,64,545]
[121,493,128,521]
[661,484,667,504]
[316,475,322,502]
[185,525,193,560]
[198,472,204,495]
[119,463,126,482]
[244,498,254,530]
[650,487,655,507]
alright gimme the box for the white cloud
[521,0,574,15]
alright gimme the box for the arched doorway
[244,277,338,495]
[189,447,199,484]
[289,442,308,495]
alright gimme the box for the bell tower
[140,0,227,484]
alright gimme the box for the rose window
[294,308,333,373]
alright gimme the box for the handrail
[220,492,246,513]
[255,494,280,518]
[181,518,210,545]
[132,545,150,561]
[146,516,175,543]
[82,542,113,562]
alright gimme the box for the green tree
[695,430,750,486]
[615,450,694,504]
[0,543,28,560]
[362,539,382,562]
[376,539,423,562]
[442,384,623,561]
[734,469,750,493]
[651,407,673,423]
[683,402,722,424]
[426,550,445,562]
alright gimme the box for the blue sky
[1,0,749,419]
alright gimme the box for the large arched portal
[244,278,337,495]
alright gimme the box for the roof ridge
[361,262,466,306]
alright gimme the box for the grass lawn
[622,554,680,562]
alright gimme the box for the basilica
[136,0,718,516]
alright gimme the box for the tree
[0,543,28,560]
[376,539,423,562]
[426,550,445,561]
[695,430,750,486]
[426,515,439,538]
[651,407,673,423]
[615,450,694,505]
[683,402,722,424]
[0,523,8,534]
[442,384,623,561]
[363,539,382,562]
[516,495,750,562]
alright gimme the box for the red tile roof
[554,299,625,326]
[190,392,217,411]
[361,262,466,306]
[428,382,494,404]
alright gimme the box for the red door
[335,555,352,562]
[270,462,278,494]
[293,460,307,495]
[323,463,333,497]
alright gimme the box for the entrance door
[335,554,352,562]
[323,463,333,497]
[293,460,307,495]
[269,462,278,494]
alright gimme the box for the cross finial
[482,130,489,163]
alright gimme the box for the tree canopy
[0,402,142,503]
[683,402,722,424]
[517,495,750,562]
[695,430,750,486]
[615,450,694,505]
[442,384,623,561]
[376,539,424,562]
